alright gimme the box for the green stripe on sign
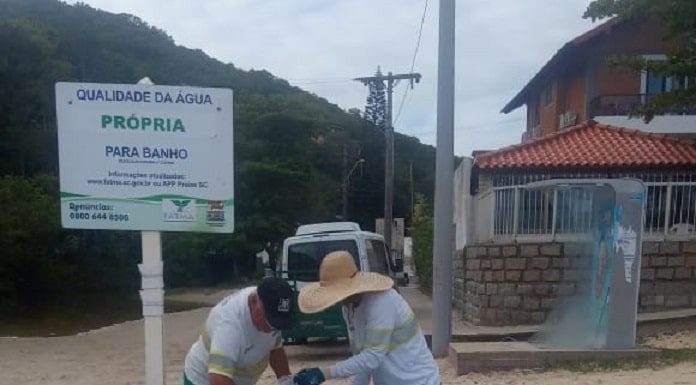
[60,191,88,198]
[61,196,162,204]
[60,195,234,205]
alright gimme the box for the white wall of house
[595,115,696,137]
[454,157,474,250]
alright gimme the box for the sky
[64,0,597,156]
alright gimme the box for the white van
[277,222,401,343]
[279,222,397,285]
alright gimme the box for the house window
[543,84,553,106]
[672,76,694,91]
[645,70,673,94]
[640,54,691,95]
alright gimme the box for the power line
[409,0,429,75]
[394,0,429,125]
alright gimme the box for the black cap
[257,277,294,330]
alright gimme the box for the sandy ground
[643,329,696,350]
[1,288,696,385]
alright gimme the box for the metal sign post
[135,78,165,385]
[141,230,165,385]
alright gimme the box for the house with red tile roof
[501,17,694,142]
[450,16,696,327]
[451,120,696,326]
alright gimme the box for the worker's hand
[278,375,294,385]
[293,368,326,385]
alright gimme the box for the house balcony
[590,94,696,136]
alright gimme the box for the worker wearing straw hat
[293,250,441,385]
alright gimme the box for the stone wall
[452,241,696,326]
[640,241,696,311]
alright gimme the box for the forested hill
[0,0,435,303]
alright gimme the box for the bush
[0,176,74,309]
[0,176,142,313]
[411,198,433,293]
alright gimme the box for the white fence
[476,173,696,243]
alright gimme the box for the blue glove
[293,368,326,385]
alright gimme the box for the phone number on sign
[69,212,130,222]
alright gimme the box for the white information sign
[56,82,234,232]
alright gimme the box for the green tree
[0,0,438,303]
[0,19,70,175]
[364,67,386,129]
[411,196,433,293]
[0,176,74,307]
[584,0,696,121]
[0,175,142,312]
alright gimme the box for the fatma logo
[172,199,190,212]
[162,199,196,222]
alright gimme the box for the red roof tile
[475,121,696,170]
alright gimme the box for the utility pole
[354,70,421,251]
[432,0,456,358]
[410,161,414,221]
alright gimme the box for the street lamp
[342,158,365,219]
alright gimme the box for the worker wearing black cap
[184,277,295,385]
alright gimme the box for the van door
[364,238,390,276]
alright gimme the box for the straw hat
[298,250,394,314]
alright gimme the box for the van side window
[365,239,389,275]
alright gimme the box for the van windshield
[287,239,360,281]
